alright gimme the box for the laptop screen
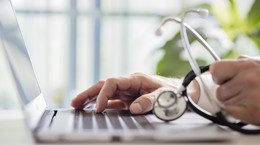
[0,0,41,105]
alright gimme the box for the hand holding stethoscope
[153,9,260,134]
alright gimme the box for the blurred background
[0,0,259,109]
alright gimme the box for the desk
[0,110,260,145]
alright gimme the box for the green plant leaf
[155,1,260,77]
[246,0,260,48]
[156,32,206,77]
[222,49,241,59]
[247,0,260,28]
[249,30,260,48]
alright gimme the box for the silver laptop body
[0,0,233,143]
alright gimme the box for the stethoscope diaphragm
[153,91,187,122]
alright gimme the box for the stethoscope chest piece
[153,91,187,122]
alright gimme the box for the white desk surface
[0,109,260,145]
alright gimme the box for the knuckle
[96,80,105,85]
[216,87,224,102]
[105,77,118,84]
[210,61,224,76]
[241,58,260,68]
[130,72,146,78]
[131,72,143,76]
[210,63,222,84]
[209,63,218,76]
[130,72,149,81]
[244,73,259,87]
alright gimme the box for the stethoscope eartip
[155,27,163,36]
[197,9,208,18]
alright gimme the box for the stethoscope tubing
[155,9,260,134]
[182,65,260,134]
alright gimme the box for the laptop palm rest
[35,110,232,142]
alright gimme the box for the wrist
[187,80,200,104]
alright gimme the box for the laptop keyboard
[80,110,154,131]
[38,109,154,132]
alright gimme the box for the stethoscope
[153,9,260,134]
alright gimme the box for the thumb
[129,93,156,114]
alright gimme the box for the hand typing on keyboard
[71,73,199,115]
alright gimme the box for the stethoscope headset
[153,9,260,135]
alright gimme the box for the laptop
[0,0,234,143]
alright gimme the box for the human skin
[71,55,260,125]
[210,55,260,125]
[71,73,200,114]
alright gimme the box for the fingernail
[131,103,143,114]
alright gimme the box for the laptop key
[95,112,108,129]
[133,115,155,130]
[106,111,122,130]
[119,110,138,129]
[82,110,93,129]
[73,110,80,130]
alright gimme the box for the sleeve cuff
[195,73,222,114]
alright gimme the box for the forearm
[187,79,200,104]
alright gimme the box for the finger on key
[96,76,140,112]
[71,80,104,109]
